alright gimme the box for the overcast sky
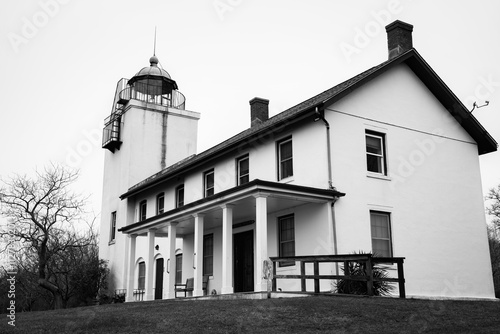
[1,0,499,222]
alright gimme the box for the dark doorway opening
[234,230,254,292]
[154,258,164,300]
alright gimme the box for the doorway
[154,258,164,300]
[234,230,254,292]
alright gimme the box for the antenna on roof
[470,100,489,113]
[153,26,157,56]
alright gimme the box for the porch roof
[118,179,345,235]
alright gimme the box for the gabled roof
[121,48,497,200]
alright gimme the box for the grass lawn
[3,295,500,333]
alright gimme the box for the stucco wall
[329,63,494,298]
[102,63,494,299]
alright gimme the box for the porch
[115,253,406,301]
[119,179,345,302]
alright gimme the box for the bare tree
[0,164,91,309]
[486,185,500,232]
[486,184,500,297]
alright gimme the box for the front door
[154,258,164,300]
[234,230,254,292]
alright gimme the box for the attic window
[366,130,387,175]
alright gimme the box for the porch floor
[173,291,320,301]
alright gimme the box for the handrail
[118,85,186,110]
[269,254,406,298]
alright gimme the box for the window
[237,155,250,185]
[156,193,164,215]
[366,131,387,175]
[278,137,293,180]
[176,185,184,208]
[109,211,117,242]
[204,170,214,198]
[139,200,147,221]
[370,211,392,257]
[175,254,183,284]
[138,261,146,290]
[203,234,214,276]
[278,214,295,267]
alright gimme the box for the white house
[98,20,497,301]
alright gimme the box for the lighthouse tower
[99,56,200,292]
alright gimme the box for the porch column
[126,234,137,302]
[167,223,178,299]
[254,194,269,292]
[145,229,156,301]
[193,213,205,296]
[221,204,234,294]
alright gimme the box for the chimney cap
[385,20,413,33]
[249,97,269,105]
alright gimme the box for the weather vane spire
[153,26,157,56]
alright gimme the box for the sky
[1,0,499,224]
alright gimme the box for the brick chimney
[385,20,413,59]
[249,97,269,127]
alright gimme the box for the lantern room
[102,56,187,152]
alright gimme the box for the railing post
[300,261,306,292]
[272,260,277,292]
[397,259,406,298]
[314,261,320,293]
[366,256,374,296]
[343,260,350,293]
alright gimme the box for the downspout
[315,106,340,277]
[314,106,333,189]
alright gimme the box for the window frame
[277,137,293,180]
[156,193,165,215]
[370,211,393,257]
[139,200,147,222]
[237,154,250,186]
[109,211,117,242]
[176,184,184,208]
[278,214,295,267]
[365,130,387,175]
[203,234,214,276]
[138,261,146,290]
[175,254,183,284]
[204,169,215,198]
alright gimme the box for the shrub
[335,252,394,296]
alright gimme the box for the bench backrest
[202,275,209,290]
[186,278,194,289]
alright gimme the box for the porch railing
[133,289,145,301]
[269,254,406,298]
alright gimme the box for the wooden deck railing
[269,254,406,298]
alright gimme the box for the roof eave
[320,49,497,155]
[119,179,346,233]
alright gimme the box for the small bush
[335,252,394,296]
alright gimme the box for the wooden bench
[175,276,209,298]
